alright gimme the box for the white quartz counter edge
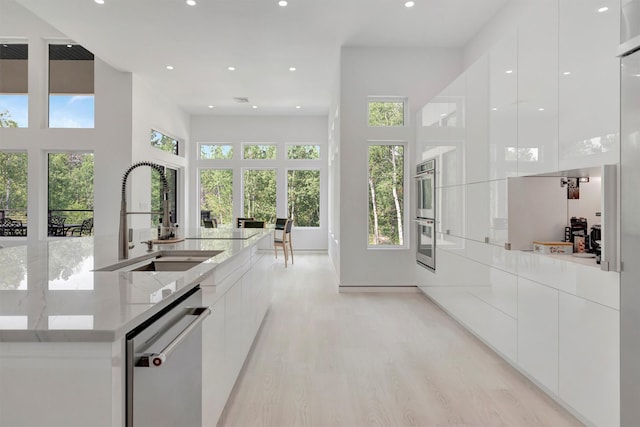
[0,230,271,343]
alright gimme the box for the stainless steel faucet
[119,161,171,260]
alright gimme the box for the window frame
[199,143,234,160]
[150,129,180,156]
[198,167,234,228]
[286,144,321,160]
[242,143,277,160]
[366,140,408,250]
[241,167,278,223]
[286,167,321,228]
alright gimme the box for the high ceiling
[15,0,509,116]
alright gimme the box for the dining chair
[236,217,254,228]
[68,218,94,236]
[242,220,265,228]
[273,218,293,267]
[203,218,217,228]
[48,216,67,236]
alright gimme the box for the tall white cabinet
[416,1,621,426]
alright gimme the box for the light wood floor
[218,253,583,427]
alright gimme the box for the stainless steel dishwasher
[126,286,210,427]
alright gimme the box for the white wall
[328,59,341,279]
[190,115,328,250]
[339,46,462,287]
[0,0,133,240]
[129,75,190,231]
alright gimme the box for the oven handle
[413,218,435,226]
[136,306,211,368]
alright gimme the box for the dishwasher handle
[137,306,211,368]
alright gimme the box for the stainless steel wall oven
[415,159,436,270]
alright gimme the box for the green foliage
[48,153,94,224]
[244,144,277,160]
[287,145,320,160]
[200,169,233,226]
[151,167,178,226]
[368,145,404,245]
[244,169,276,223]
[368,102,404,127]
[150,129,179,155]
[0,152,28,221]
[201,144,233,159]
[288,170,320,227]
[0,111,18,128]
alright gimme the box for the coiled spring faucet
[118,161,171,260]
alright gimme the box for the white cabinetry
[558,0,620,170]
[489,31,518,180]
[517,277,559,394]
[465,54,490,184]
[559,292,620,427]
[517,0,559,175]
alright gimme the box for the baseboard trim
[339,285,420,293]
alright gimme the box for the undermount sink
[95,250,224,272]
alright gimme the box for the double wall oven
[415,159,436,271]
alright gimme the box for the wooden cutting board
[151,237,185,244]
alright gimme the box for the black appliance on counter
[590,224,602,263]
[565,217,589,253]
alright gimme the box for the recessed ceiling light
[94,0,104,4]
[598,6,609,12]
[289,67,296,71]
[440,113,447,117]
[538,108,545,111]
[252,105,258,109]
[296,105,301,109]
[633,74,640,77]
[186,0,196,5]
[505,70,513,74]
[563,71,571,75]
[227,66,236,71]
[208,105,214,109]
[491,107,498,111]
[405,1,415,7]
[166,65,174,70]
[278,0,288,6]
[66,44,73,48]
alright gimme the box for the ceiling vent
[233,97,249,103]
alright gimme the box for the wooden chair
[236,217,254,228]
[273,218,293,267]
[242,220,265,228]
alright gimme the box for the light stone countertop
[0,228,271,343]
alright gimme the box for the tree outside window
[200,169,233,227]
[151,130,179,155]
[0,152,28,232]
[287,169,320,227]
[243,169,276,223]
[244,144,276,160]
[368,144,405,246]
[368,99,406,127]
[48,153,94,225]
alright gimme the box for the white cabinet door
[201,290,226,426]
[518,0,559,176]
[489,31,518,180]
[559,292,620,427]
[558,0,620,170]
[224,279,244,395]
[517,278,559,394]
[465,54,490,184]
[439,184,464,238]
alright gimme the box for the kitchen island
[0,228,273,427]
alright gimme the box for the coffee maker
[565,217,589,253]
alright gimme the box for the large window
[368,144,405,246]
[243,169,276,223]
[368,98,406,127]
[48,44,94,128]
[151,129,179,155]
[47,152,94,233]
[151,166,177,226]
[0,43,28,128]
[0,152,28,236]
[287,169,320,227]
[200,169,233,227]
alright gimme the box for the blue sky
[0,94,95,128]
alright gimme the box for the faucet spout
[118,161,171,260]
